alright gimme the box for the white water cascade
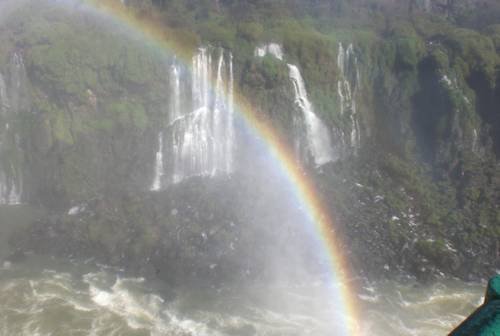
[157,48,234,186]
[254,43,334,165]
[288,64,334,166]
[254,43,284,61]
[0,52,25,205]
[0,167,22,205]
[169,62,182,184]
[0,72,19,205]
[150,132,164,191]
[337,43,361,152]
[0,73,8,116]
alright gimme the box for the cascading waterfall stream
[253,43,334,166]
[254,43,284,61]
[150,132,164,191]
[170,62,182,184]
[0,72,15,204]
[337,43,361,152]
[288,64,334,166]
[152,48,235,188]
[0,73,8,114]
[213,51,226,174]
[0,52,25,205]
[152,43,359,184]
[226,52,234,173]
[10,52,24,110]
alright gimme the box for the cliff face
[0,3,170,210]
[0,0,499,282]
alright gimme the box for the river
[0,256,485,336]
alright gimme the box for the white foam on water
[0,265,487,336]
[85,272,221,335]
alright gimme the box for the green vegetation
[0,0,498,280]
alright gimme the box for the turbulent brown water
[0,256,485,336]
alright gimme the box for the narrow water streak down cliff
[0,52,25,205]
[288,64,334,166]
[253,43,335,166]
[337,43,361,152]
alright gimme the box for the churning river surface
[0,257,486,336]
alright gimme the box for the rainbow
[78,0,361,333]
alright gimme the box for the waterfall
[253,42,333,165]
[0,52,26,205]
[170,63,181,125]
[254,43,283,61]
[150,132,164,191]
[0,164,22,205]
[0,73,11,204]
[337,44,347,116]
[226,52,234,173]
[337,43,361,152]
[254,43,284,61]
[0,74,7,115]
[472,128,479,154]
[288,64,333,166]
[10,52,26,113]
[162,48,234,186]
[169,63,183,184]
[213,51,225,173]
